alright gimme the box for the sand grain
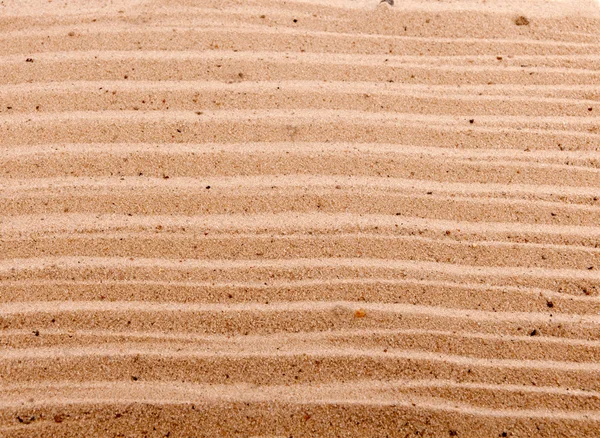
[1,0,600,436]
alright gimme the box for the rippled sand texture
[2,0,600,436]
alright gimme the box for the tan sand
[1,0,600,436]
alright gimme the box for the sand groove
[1,0,600,436]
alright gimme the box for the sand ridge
[1,0,600,436]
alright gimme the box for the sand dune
[1,0,600,436]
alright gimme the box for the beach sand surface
[1,0,600,436]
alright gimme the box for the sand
[1,0,600,436]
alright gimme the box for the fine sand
[2,0,600,436]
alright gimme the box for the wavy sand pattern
[1,0,600,436]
